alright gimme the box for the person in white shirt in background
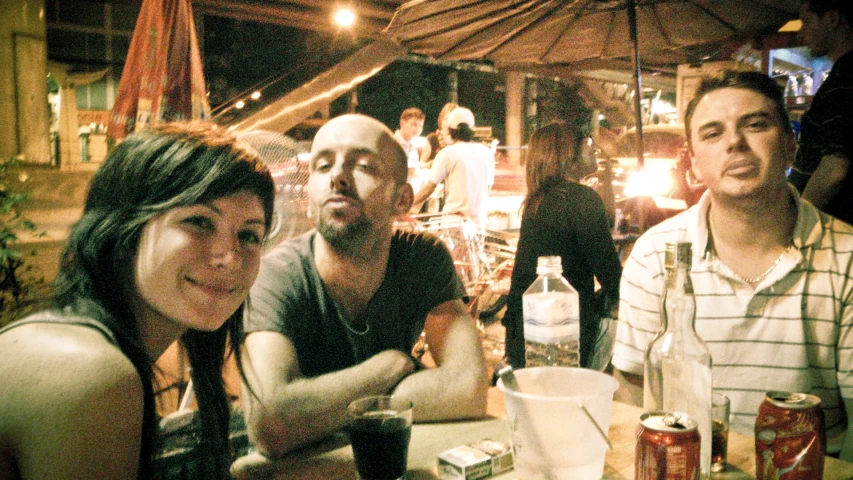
[412,107,495,226]
[420,102,458,170]
[393,107,427,185]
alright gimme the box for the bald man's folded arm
[391,299,489,421]
[240,331,416,457]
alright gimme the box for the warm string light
[334,8,356,28]
[229,6,355,112]
[233,91,261,110]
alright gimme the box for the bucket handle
[498,366,613,450]
[578,403,613,450]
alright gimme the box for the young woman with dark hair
[0,122,275,479]
[503,121,622,370]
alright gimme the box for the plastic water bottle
[523,256,580,367]
[643,241,713,479]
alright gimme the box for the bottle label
[523,292,579,344]
[523,322,579,343]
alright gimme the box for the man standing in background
[412,107,495,226]
[789,0,853,225]
[393,107,427,183]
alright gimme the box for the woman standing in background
[503,121,622,370]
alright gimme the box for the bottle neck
[537,268,563,277]
[661,265,696,334]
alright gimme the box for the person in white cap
[412,106,495,226]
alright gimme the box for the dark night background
[45,2,590,145]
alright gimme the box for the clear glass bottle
[643,241,713,478]
[523,256,580,367]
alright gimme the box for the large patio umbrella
[384,0,799,166]
[108,0,211,140]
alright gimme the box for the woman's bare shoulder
[0,322,144,478]
[0,321,136,376]
[1,321,140,408]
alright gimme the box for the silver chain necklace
[706,217,792,284]
[736,251,786,284]
[339,313,370,336]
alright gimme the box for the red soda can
[636,412,701,480]
[755,391,826,480]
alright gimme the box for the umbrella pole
[627,0,644,169]
[627,0,646,232]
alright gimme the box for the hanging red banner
[108,0,210,140]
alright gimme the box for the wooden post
[505,71,524,167]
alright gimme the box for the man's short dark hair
[684,70,792,146]
[803,0,853,26]
[400,107,425,123]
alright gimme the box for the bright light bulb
[334,8,356,28]
[250,91,261,100]
[235,100,245,109]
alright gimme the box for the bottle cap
[664,241,692,270]
[536,255,562,274]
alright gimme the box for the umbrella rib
[540,0,596,63]
[602,5,618,59]
[391,0,535,51]
[571,0,621,60]
[647,2,673,48]
[674,0,738,35]
[653,0,795,35]
[387,0,500,40]
[563,0,634,60]
[388,0,799,65]
[472,0,569,60]
[646,0,797,54]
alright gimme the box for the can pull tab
[662,413,689,430]
[578,403,613,450]
[780,393,808,404]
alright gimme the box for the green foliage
[0,158,45,328]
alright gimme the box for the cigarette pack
[437,439,514,479]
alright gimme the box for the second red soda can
[755,391,826,480]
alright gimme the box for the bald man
[240,114,488,457]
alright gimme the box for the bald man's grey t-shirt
[245,230,465,377]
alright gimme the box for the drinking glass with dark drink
[346,396,413,480]
[711,393,730,473]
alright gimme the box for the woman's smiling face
[133,190,267,334]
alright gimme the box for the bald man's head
[311,114,408,185]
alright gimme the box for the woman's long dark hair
[522,121,590,218]
[54,122,275,478]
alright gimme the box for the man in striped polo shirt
[612,70,853,460]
